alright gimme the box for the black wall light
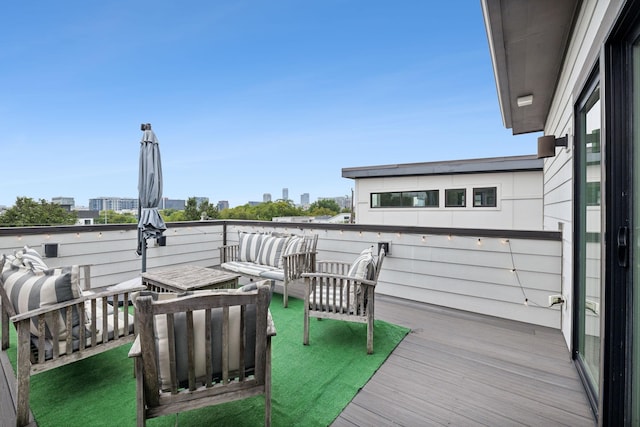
[537,134,568,158]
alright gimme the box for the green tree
[199,201,219,220]
[307,199,341,216]
[99,210,138,224]
[183,197,200,221]
[0,197,78,226]
[160,209,186,222]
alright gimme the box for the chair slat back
[136,286,271,411]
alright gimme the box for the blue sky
[1,1,537,209]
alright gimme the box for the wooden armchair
[0,263,145,426]
[302,248,385,354]
[128,282,275,426]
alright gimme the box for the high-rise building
[263,193,272,202]
[217,200,229,211]
[161,198,186,210]
[52,197,75,211]
[282,188,289,201]
[300,193,310,206]
[89,197,138,212]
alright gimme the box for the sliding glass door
[575,77,601,406]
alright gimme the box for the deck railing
[0,220,562,328]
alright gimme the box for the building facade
[483,0,639,423]
[89,197,138,212]
[343,155,543,230]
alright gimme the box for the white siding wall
[0,221,563,328]
[543,0,611,347]
[354,170,543,230]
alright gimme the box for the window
[371,190,438,208]
[445,189,465,207]
[586,182,601,206]
[473,187,497,207]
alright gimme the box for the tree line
[0,197,349,226]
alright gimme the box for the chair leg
[283,280,289,308]
[367,314,374,355]
[265,339,272,427]
[16,322,31,427]
[303,306,310,346]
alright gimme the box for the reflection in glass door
[633,41,640,425]
[576,80,601,399]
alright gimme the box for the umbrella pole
[141,237,147,273]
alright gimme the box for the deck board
[332,293,595,427]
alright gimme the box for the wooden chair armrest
[10,281,146,323]
[301,272,377,287]
[219,244,240,263]
[128,335,142,358]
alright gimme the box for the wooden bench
[220,233,317,307]
[0,263,145,426]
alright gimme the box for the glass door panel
[632,41,640,425]
[577,83,601,393]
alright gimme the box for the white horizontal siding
[0,221,562,328]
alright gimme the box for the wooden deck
[0,291,594,426]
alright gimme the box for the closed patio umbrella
[137,123,166,272]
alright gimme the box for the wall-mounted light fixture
[537,134,568,158]
[516,94,533,107]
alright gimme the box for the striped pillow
[1,261,83,339]
[278,236,304,268]
[15,245,48,271]
[257,236,290,267]
[347,247,374,280]
[238,232,264,262]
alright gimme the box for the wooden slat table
[142,265,240,293]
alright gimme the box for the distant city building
[248,201,261,207]
[282,188,289,201]
[89,197,138,212]
[263,193,272,203]
[300,193,310,206]
[75,210,100,225]
[193,197,209,208]
[51,197,75,211]
[161,198,185,210]
[217,200,229,211]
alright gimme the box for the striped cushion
[347,247,374,280]
[153,290,258,390]
[15,245,48,271]
[1,261,82,339]
[278,236,304,268]
[238,232,264,262]
[257,235,290,267]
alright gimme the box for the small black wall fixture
[537,134,568,158]
[156,235,167,247]
[44,243,58,258]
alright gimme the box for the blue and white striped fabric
[238,232,265,262]
[347,247,374,280]
[257,235,289,267]
[0,258,82,339]
[15,245,48,271]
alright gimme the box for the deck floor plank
[332,294,595,426]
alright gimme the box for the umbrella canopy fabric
[138,128,166,239]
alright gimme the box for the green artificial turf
[6,294,409,426]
